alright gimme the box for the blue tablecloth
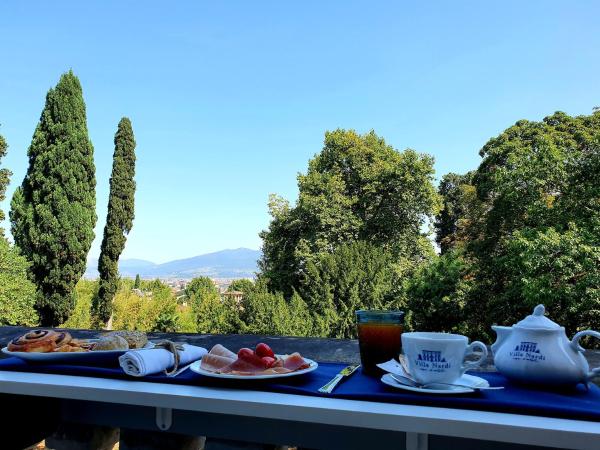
[1,357,599,422]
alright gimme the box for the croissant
[8,330,72,353]
[56,343,87,352]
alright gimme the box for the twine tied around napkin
[153,340,185,376]
[119,343,207,377]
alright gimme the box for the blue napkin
[1,357,599,422]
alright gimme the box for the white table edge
[0,371,598,450]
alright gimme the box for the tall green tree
[498,224,600,335]
[92,118,137,326]
[10,71,97,326]
[407,249,473,334]
[184,276,235,333]
[286,291,314,337]
[194,288,235,334]
[300,241,404,338]
[186,276,218,303]
[434,172,477,254]
[0,129,11,237]
[241,290,293,336]
[471,111,600,254]
[227,278,254,294]
[260,129,440,296]
[465,111,600,337]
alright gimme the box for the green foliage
[134,274,141,289]
[285,291,314,336]
[407,250,472,334]
[419,111,600,342]
[63,279,197,333]
[495,225,600,335]
[154,306,179,333]
[176,305,198,333]
[260,129,441,296]
[240,290,287,335]
[93,118,137,326]
[472,111,600,252]
[61,280,98,329]
[434,172,478,254]
[0,130,37,326]
[0,238,38,326]
[227,278,255,295]
[112,279,178,332]
[10,71,97,326]
[195,290,234,333]
[258,194,304,298]
[186,276,218,302]
[0,130,12,237]
[462,111,600,339]
[300,241,405,338]
[240,289,312,336]
[185,276,238,333]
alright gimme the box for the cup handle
[462,341,488,373]
[571,330,600,381]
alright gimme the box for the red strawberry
[255,343,275,359]
[261,356,276,368]
[237,347,268,369]
[237,348,254,360]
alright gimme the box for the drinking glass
[356,310,405,375]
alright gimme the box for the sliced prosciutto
[210,344,236,359]
[222,357,268,374]
[229,366,293,376]
[200,344,311,376]
[200,353,235,372]
[283,352,310,371]
[199,344,236,372]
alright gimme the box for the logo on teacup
[414,350,450,372]
[510,341,546,362]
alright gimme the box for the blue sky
[1,1,599,263]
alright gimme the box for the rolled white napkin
[119,344,207,377]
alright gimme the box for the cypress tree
[134,274,141,289]
[0,129,11,237]
[10,71,97,326]
[92,118,136,326]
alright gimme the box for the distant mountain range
[85,248,261,279]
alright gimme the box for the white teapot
[491,304,600,387]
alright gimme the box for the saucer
[381,373,489,394]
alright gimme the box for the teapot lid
[514,305,561,330]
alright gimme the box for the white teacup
[401,332,488,385]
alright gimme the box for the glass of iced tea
[356,310,405,376]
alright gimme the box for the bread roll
[92,335,129,351]
[105,331,148,349]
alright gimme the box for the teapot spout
[491,326,512,355]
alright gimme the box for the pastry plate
[1,340,155,363]
[381,373,489,394]
[190,356,318,380]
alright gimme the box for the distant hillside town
[163,277,250,298]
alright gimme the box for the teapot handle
[571,330,600,380]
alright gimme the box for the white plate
[381,373,489,394]
[190,355,318,380]
[2,340,155,363]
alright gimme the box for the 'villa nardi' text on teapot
[492,305,600,387]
